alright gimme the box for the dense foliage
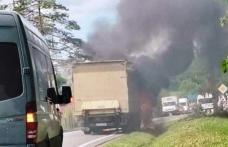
[0,0,86,60]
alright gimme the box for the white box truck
[178,98,189,113]
[73,61,140,134]
[161,96,179,115]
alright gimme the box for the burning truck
[79,0,228,134]
[73,60,142,133]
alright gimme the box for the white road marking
[64,130,82,134]
[78,134,116,147]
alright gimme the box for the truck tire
[122,126,128,133]
[128,114,140,132]
[83,129,91,134]
[121,113,140,133]
[122,122,133,133]
[122,125,131,133]
[133,120,141,130]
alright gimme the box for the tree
[56,74,66,89]
[0,0,8,10]
[221,58,228,73]
[12,0,83,59]
[163,0,228,98]
[220,0,228,27]
[169,57,208,94]
[221,73,228,85]
[219,0,228,86]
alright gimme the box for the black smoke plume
[84,0,228,105]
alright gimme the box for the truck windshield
[0,43,22,101]
[198,98,213,104]
[163,102,176,106]
[179,102,187,106]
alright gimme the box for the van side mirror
[61,86,72,104]
[47,87,72,104]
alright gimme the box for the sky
[1,0,119,41]
[59,0,120,41]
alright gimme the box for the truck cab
[82,100,121,134]
[161,96,179,115]
[178,98,189,113]
[197,93,214,114]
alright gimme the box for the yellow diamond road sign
[218,84,228,94]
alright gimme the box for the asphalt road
[63,130,122,147]
[63,114,189,147]
[152,114,189,124]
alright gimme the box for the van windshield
[0,43,22,101]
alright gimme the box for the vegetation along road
[103,116,228,147]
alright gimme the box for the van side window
[46,57,56,89]
[0,43,23,100]
[33,48,48,100]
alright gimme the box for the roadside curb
[64,127,82,133]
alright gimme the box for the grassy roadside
[104,132,155,147]
[104,117,228,147]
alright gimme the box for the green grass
[104,132,155,147]
[151,117,228,147]
[104,117,228,147]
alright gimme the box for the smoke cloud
[84,0,228,104]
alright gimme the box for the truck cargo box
[72,60,140,133]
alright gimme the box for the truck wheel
[122,126,131,133]
[134,120,141,130]
[92,128,103,135]
[83,129,91,134]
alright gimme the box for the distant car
[0,11,72,147]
